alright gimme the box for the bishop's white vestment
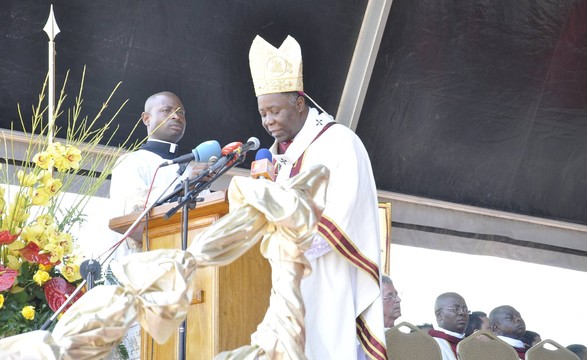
[270,108,386,360]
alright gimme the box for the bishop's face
[257,92,306,143]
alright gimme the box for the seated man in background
[429,292,470,360]
[567,344,587,360]
[489,305,528,359]
[464,311,489,337]
[382,275,402,330]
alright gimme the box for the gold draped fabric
[197,165,329,360]
[0,165,329,360]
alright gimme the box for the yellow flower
[39,263,54,272]
[42,177,62,195]
[16,170,37,187]
[49,142,80,172]
[6,196,30,225]
[36,214,55,227]
[5,254,21,270]
[64,145,82,170]
[44,243,64,264]
[31,188,52,206]
[37,169,52,183]
[0,294,4,309]
[33,270,51,286]
[21,305,35,320]
[62,262,82,283]
[21,223,47,246]
[32,151,55,170]
[47,142,65,157]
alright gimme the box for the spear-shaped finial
[43,4,60,40]
[43,4,60,144]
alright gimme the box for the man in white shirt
[489,305,528,359]
[428,292,470,360]
[110,91,189,256]
[382,275,402,329]
[107,91,189,360]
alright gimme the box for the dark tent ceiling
[358,0,587,226]
[1,0,586,226]
[0,0,365,162]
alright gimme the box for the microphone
[159,140,222,167]
[251,148,275,181]
[198,137,261,178]
[221,137,261,157]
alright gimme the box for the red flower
[0,230,19,245]
[43,277,83,312]
[19,242,60,266]
[0,265,18,291]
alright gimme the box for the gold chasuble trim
[357,315,387,360]
[317,216,380,283]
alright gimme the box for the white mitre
[249,35,304,97]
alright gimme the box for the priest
[110,91,189,256]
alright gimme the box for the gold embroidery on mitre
[249,35,304,97]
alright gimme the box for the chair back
[526,339,580,360]
[385,321,442,360]
[457,330,519,360]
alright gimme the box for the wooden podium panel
[109,191,271,360]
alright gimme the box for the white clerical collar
[148,138,177,153]
[438,326,465,339]
[497,335,525,348]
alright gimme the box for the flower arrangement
[0,68,141,337]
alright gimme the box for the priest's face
[491,306,526,339]
[142,92,186,143]
[435,293,469,334]
[257,92,306,143]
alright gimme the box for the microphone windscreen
[247,136,261,151]
[194,140,221,162]
[222,141,243,156]
[251,148,275,181]
[255,148,273,161]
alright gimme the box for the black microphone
[159,140,221,167]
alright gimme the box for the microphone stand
[175,153,246,360]
[164,153,246,219]
[155,167,209,206]
[79,258,102,291]
[178,178,190,360]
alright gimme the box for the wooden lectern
[109,191,272,360]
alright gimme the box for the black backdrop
[0,0,366,160]
[2,0,587,225]
[358,0,587,225]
